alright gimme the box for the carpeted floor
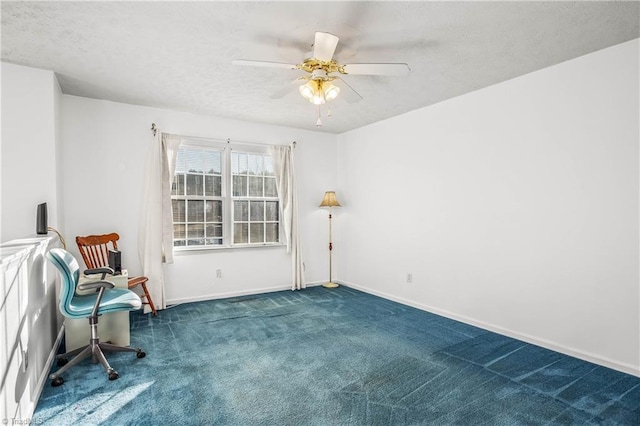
[34,286,639,425]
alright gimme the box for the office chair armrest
[84,267,114,280]
[77,280,116,318]
[77,280,115,293]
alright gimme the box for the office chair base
[49,340,145,386]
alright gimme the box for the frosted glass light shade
[299,80,326,104]
[323,83,340,101]
[299,82,315,101]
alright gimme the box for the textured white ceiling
[2,1,638,134]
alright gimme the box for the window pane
[174,240,186,247]
[187,200,205,222]
[175,149,188,173]
[231,152,238,174]
[248,154,263,176]
[206,223,223,238]
[186,174,203,196]
[234,200,248,221]
[172,199,185,222]
[172,174,185,195]
[206,238,223,245]
[265,224,279,243]
[206,200,222,222]
[232,152,248,174]
[233,175,247,196]
[265,201,279,221]
[187,239,205,246]
[187,224,204,239]
[264,177,277,197]
[205,175,222,197]
[203,150,222,174]
[249,176,263,197]
[250,223,264,243]
[264,156,274,176]
[234,223,248,244]
[173,224,185,239]
[185,149,203,173]
[250,201,264,221]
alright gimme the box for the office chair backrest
[47,248,81,318]
[76,233,120,269]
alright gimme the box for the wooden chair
[75,232,158,316]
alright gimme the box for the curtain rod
[150,123,296,148]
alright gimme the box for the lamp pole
[320,191,341,288]
[324,207,338,288]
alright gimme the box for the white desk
[64,271,130,352]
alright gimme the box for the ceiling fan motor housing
[311,69,328,81]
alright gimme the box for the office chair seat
[47,248,146,387]
[65,288,142,318]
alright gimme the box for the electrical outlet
[216,269,222,278]
[406,273,413,283]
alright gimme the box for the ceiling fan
[233,31,410,126]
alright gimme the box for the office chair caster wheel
[108,371,119,381]
[136,350,146,359]
[56,357,68,367]
[51,377,64,387]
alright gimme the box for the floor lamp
[320,191,341,288]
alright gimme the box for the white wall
[60,96,337,303]
[1,63,62,242]
[337,39,640,375]
[0,63,64,422]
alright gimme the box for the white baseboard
[338,280,640,378]
[168,285,288,305]
[166,280,326,306]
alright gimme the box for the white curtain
[138,131,181,312]
[271,145,305,290]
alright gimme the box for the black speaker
[109,249,122,275]
[36,202,48,235]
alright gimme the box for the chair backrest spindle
[76,233,121,269]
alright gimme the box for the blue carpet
[34,286,640,425]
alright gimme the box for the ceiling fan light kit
[299,79,340,105]
[234,31,410,127]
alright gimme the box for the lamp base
[322,281,339,289]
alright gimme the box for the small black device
[108,249,122,275]
[36,202,48,235]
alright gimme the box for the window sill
[173,243,286,255]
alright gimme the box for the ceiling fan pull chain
[316,106,323,128]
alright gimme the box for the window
[231,152,279,244]
[171,143,279,249]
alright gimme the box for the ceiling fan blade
[232,59,298,70]
[342,63,411,76]
[333,77,362,104]
[270,77,307,99]
[313,32,339,62]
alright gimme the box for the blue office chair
[47,248,146,386]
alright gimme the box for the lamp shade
[323,82,340,101]
[299,80,327,105]
[319,191,341,208]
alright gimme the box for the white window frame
[172,140,282,252]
